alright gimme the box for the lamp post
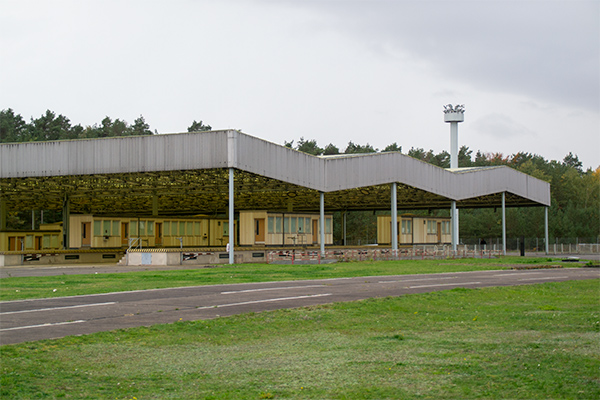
[444,104,465,252]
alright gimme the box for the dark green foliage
[382,142,401,153]
[0,109,158,142]
[345,141,377,154]
[187,119,212,132]
[0,109,28,142]
[323,143,340,155]
[296,137,323,155]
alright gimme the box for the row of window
[426,220,451,235]
[92,220,229,237]
[267,217,332,235]
[94,220,123,237]
[396,220,450,235]
[6,234,60,250]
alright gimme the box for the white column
[502,192,506,256]
[320,192,325,256]
[391,183,398,252]
[450,122,458,169]
[451,200,457,251]
[229,168,235,264]
[545,207,549,255]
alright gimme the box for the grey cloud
[277,0,599,111]
[471,113,537,139]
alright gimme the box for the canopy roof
[0,130,550,216]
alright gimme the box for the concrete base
[0,251,124,267]
[123,250,266,266]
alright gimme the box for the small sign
[141,253,152,265]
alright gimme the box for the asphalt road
[1,267,598,345]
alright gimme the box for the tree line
[1,109,598,243]
[0,108,211,143]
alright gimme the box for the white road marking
[379,277,456,284]
[0,320,86,332]
[409,282,481,289]
[221,285,325,294]
[0,302,117,315]
[519,276,569,281]
[196,293,332,309]
[492,272,541,277]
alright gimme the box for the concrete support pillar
[229,168,235,264]
[502,192,506,256]
[320,192,325,256]
[451,201,457,251]
[450,122,459,169]
[391,183,398,252]
[0,198,7,231]
[62,195,70,250]
[545,207,549,255]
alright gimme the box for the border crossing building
[0,130,551,265]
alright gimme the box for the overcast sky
[1,0,598,168]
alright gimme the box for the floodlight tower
[444,104,465,251]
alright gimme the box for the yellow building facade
[377,214,451,245]
[239,210,333,246]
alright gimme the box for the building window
[442,221,451,234]
[268,217,274,234]
[325,217,332,234]
[103,220,111,236]
[427,220,437,234]
[401,220,412,235]
[94,220,102,236]
[145,221,153,236]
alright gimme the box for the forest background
[1,109,598,247]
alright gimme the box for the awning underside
[0,168,542,216]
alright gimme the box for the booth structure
[377,214,451,246]
[239,210,333,246]
[0,130,551,264]
[1,224,61,252]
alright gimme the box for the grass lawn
[1,278,599,399]
[0,256,578,302]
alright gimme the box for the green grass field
[1,278,598,399]
[0,256,576,302]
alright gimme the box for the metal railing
[267,246,503,264]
